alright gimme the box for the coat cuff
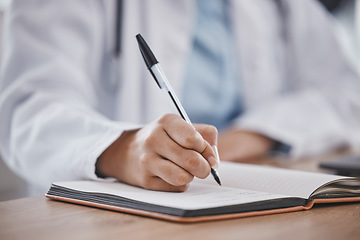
[79,123,142,181]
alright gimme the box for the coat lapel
[141,0,194,122]
[116,0,193,123]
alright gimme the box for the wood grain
[1,196,360,240]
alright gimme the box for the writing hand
[96,114,218,192]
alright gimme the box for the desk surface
[1,152,360,240]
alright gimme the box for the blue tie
[182,0,243,131]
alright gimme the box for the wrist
[95,129,138,179]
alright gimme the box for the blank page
[199,162,351,198]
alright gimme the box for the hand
[95,114,218,192]
[217,129,274,162]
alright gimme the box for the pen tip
[211,168,222,186]
[216,178,222,186]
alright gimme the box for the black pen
[136,34,221,186]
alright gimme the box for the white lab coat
[1,0,360,194]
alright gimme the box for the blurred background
[0,0,29,201]
[0,0,359,201]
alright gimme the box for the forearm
[217,128,275,162]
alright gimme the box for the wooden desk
[1,152,360,240]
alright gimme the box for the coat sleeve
[0,0,138,191]
[234,0,360,158]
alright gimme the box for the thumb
[194,124,220,168]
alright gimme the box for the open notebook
[46,162,360,222]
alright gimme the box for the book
[46,162,360,222]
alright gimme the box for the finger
[158,114,218,169]
[159,114,208,153]
[142,176,189,192]
[199,141,219,169]
[194,124,219,168]
[134,149,191,191]
[154,132,211,178]
[148,157,195,186]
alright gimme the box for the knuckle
[183,134,197,148]
[138,153,152,169]
[158,113,176,125]
[174,173,193,186]
[208,125,218,136]
[183,152,210,179]
[184,152,201,169]
[171,142,182,154]
[143,133,158,149]
[197,167,211,179]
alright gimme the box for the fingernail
[212,145,220,169]
[208,156,218,169]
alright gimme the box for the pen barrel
[150,64,192,124]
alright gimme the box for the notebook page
[199,162,350,198]
[53,180,289,210]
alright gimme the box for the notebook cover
[45,194,360,223]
